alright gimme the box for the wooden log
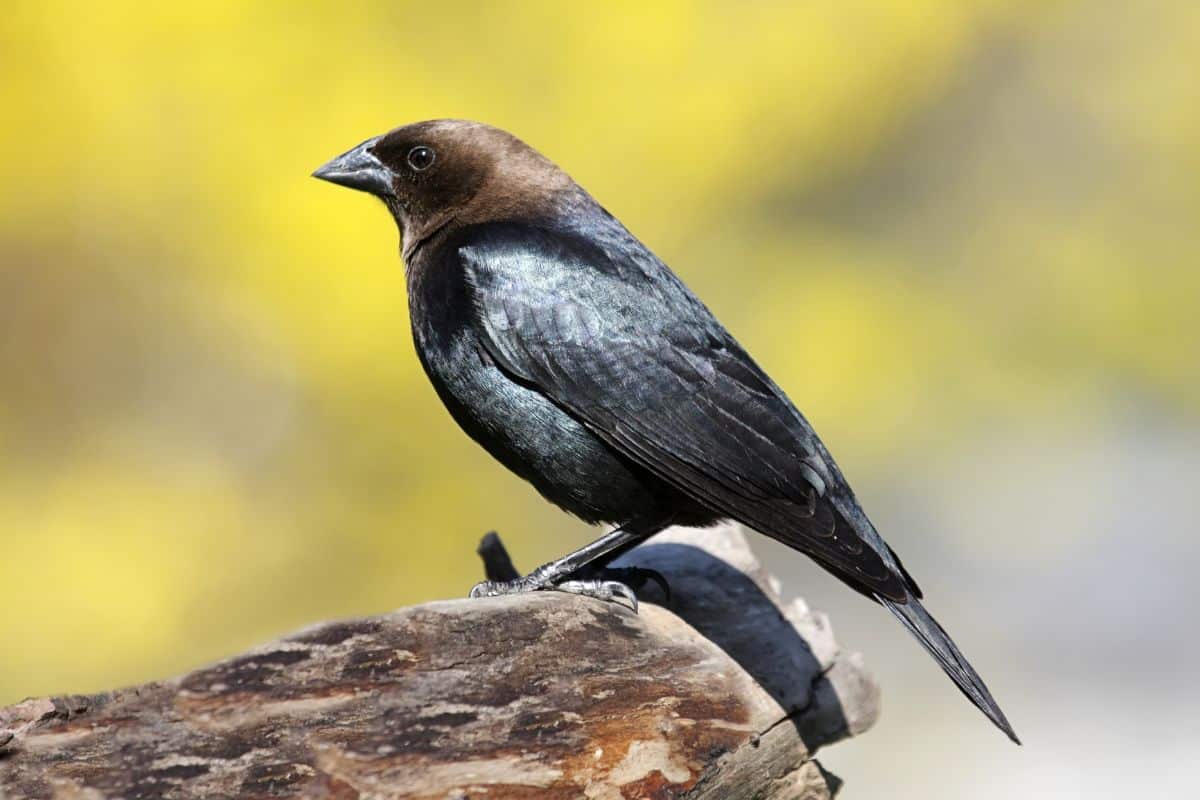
[0,524,878,799]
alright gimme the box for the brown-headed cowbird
[313,120,1018,743]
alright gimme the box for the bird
[312,119,1019,744]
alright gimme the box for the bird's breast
[405,259,663,524]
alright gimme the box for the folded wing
[459,222,910,602]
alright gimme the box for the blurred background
[2,1,1197,796]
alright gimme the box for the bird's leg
[469,524,656,611]
[566,529,673,603]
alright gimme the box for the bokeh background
[2,1,1197,796]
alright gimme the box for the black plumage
[313,120,1018,744]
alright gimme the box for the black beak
[312,136,393,197]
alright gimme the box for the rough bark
[0,524,878,799]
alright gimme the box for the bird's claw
[599,566,671,603]
[556,579,639,612]
[468,573,641,613]
[467,545,665,613]
[468,576,541,598]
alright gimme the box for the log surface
[0,525,879,799]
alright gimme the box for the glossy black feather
[455,220,908,601]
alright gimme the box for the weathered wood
[0,524,878,799]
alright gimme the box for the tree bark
[0,524,878,799]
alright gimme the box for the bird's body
[314,120,1019,743]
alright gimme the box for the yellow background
[2,2,1197,796]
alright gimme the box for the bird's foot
[468,572,550,598]
[557,566,671,612]
[468,563,668,614]
[469,572,640,612]
[580,565,671,603]
[468,532,670,614]
[555,578,640,612]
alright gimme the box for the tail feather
[881,594,1021,744]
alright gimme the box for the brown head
[313,120,576,259]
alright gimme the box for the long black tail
[881,593,1021,744]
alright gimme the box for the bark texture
[0,524,878,799]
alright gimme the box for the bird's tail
[880,594,1021,744]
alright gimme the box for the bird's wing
[457,223,910,601]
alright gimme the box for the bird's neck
[401,210,458,264]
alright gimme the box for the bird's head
[313,119,573,258]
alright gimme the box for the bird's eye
[407,145,436,171]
